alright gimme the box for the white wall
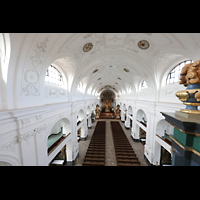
[0,99,96,166]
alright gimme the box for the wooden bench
[116,155,138,159]
[117,158,139,162]
[110,121,141,166]
[84,157,105,162]
[82,161,105,166]
[117,163,140,166]
[82,121,106,166]
[85,154,105,158]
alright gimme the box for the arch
[45,117,71,146]
[77,108,87,140]
[91,104,95,112]
[140,80,148,90]
[42,61,68,94]
[0,33,11,110]
[128,105,133,115]
[45,117,72,165]
[136,109,147,124]
[123,103,126,111]
[153,119,174,166]
[77,109,85,122]
[48,118,71,137]
[155,119,173,138]
[166,60,193,85]
[0,154,21,166]
[135,109,147,144]
[87,105,91,115]
[159,56,192,87]
[40,56,76,104]
[45,65,64,86]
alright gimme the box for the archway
[154,119,173,166]
[136,109,147,145]
[0,154,21,166]
[47,118,72,166]
[77,109,86,140]
[0,33,10,110]
[0,161,12,166]
[125,105,133,129]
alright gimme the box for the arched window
[77,82,82,92]
[141,80,148,89]
[166,60,193,85]
[45,65,63,86]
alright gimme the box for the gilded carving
[83,42,93,52]
[176,59,200,114]
[138,40,150,50]
[179,59,200,86]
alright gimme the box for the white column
[125,115,130,128]
[87,114,92,128]
[121,110,125,122]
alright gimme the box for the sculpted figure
[179,59,200,86]
[176,59,200,114]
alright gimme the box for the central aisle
[105,120,117,166]
[75,119,148,166]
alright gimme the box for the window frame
[141,80,148,90]
[45,65,63,86]
[166,60,193,85]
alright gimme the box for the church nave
[75,119,148,166]
[1,33,200,166]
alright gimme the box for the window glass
[141,80,148,89]
[45,65,63,86]
[166,60,193,84]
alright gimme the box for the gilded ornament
[93,69,98,73]
[138,40,150,50]
[83,42,93,52]
[176,59,200,114]
[123,68,129,72]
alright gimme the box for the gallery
[0,33,200,166]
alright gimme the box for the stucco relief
[21,36,49,96]
[0,141,15,152]
[17,124,46,143]
[44,87,67,98]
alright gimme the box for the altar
[99,89,116,118]
[100,111,115,119]
[105,106,110,112]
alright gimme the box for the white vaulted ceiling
[58,33,200,96]
[9,33,200,100]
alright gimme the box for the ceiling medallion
[138,40,150,50]
[83,42,93,52]
[93,69,98,73]
[124,68,129,72]
[117,77,121,80]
